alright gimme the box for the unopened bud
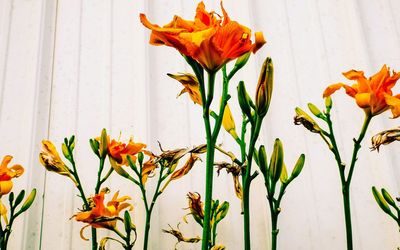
[308,103,325,119]
[255,57,273,118]
[237,81,254,119]
[222,104,239,139]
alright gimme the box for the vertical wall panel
[1,0,400,249]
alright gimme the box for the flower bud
[269,139,284,183]
[99,128,108,158]
[222,104,239,139]
[234,52,251,70]
[18,189,36,214]
[381,188,396,207]
[255,57,273,118]
[294,107,322,133]
[258,145,268,177]
[237,81,253,119]
[372,186,392,215]
[308,103,324,119]
[289,154,305,181]
[325,96,332,109]
[215,201,229,223]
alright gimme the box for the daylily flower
[186,192,204,224]
[371,127,400,151]
[323,65,400,117]
[108,137,146,166]
[215,162,242,199]
[162,224,201,247]
[73,190,132,240]
[168,73,202,105]
[0,155,24,196]
[140,1,266,72]
[39,140,77,184]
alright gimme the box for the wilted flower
[73,190,132,240]
[108,137,146,166]
[39,140,76,184]
[211,245,226,250]
[186,192,204,224]
[168,73,202,105]
[215,162,242,199]
[140,1,266,72]
[371,127,400,151]
[323,65,400,117]
[0,155,24,196]
[162,224,201,248]
[294,107,322,133]
[157,143,187,170]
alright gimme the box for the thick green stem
[326,112,371,250]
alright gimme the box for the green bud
[237,81,253,120]
[100,129,108,158]
[325,96,332,109]
[234,52,251,70]
[8,192,14,205]
[138,152,144,166]
[372,186,392,215]
[215,201,229,224]
[381,188,396,207]
[110,157,131,179]
[15,190,25,207]
[258,145,268,177]
[255,57,273,118]
[89,138,100,157]
[307,103,325,119]
[269,139,284,183]
[19,189,36,214]
[62,143,70,159]
[290,154,305,180]
[124,210,134,234]
[280,163,288,184]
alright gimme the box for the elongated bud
[234,52,251,70]
[290,154,305,180]
[325,96,332,109]
[258,145,268,177]
[99,129,108,158]
[124,211,134,234]
[269,139,284,183]
[372,186,392,215]
[19,189,36,214]
[381,188,396,207]
[280,163,288,184]
[294,107,322,133]
[89,138,100,157]
[215,201,229,223]
[14,190,25,207]
[61,143,71,159]
[109,157,132,179]
[237,81,253,119]
[222,104,239,139]
[308,103,325,119]
[255,57,273,118]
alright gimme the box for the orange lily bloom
[323,65,400,117]
[74,190,132,239]
[0,155,24,196]
[108,137,146,166]
[140,2,266,72]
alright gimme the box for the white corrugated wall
[0,0,400,249]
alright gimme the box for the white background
[1,0,400,249]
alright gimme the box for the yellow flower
[140,1,266,72]
[0,155,24,196]
[39,140,76,184]
[323,65,400,117]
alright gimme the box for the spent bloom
[323,65,400,117]
[140,1,266,72]
[168,73,202,105]
[0,155,24,196]
[371,127,400,151]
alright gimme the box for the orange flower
[323,65,400,117]
[74,190,132,239]
[140,2,266,72]
[108,138,146,166]
[0,155,24,196]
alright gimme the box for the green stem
[201,71,218,250]
[68,150,97,250]
[326,112,372,250]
